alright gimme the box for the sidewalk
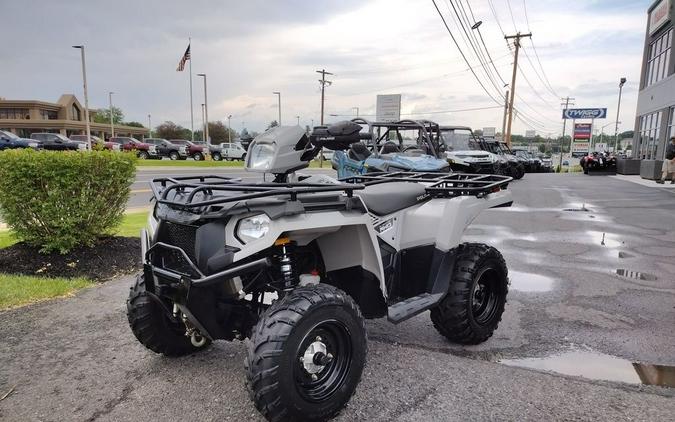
[610,174,675,189]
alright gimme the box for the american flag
[176,44,190,71]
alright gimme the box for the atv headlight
[248,143,275,171]
[237,214,270,243]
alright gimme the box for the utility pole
[228,114,232,143]
[504,32,532,147]
[147,114,152,138]
[197,73,209,146]
[558,96,575,172]
[352,107,359,117]
[108,91,115,138]
[614,77,627,152]
[501,89,509,141]
[72,45,91,150]
[316,69,333,125]
[273,92,281,125]
[201,104,206,141]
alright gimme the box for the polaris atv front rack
[341,171,512,198]
[150,175,366,209]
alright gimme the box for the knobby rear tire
[430,243,508,345]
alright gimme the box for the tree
[155,121,191,140]
[267,120,279,130]
[124,121,145,128]
[93,106,124,124]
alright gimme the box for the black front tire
[246,284,367,422]
[430,243,508,345]
[212,152,222,161]
[126,274,210,356]
[193,152,204,161]
[169,151,179,160]
[137,151,149,160]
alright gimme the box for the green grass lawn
[136,159,333,168]
[0,274,93,310]
[137,159,244,167]
[0,230,16,248]
[0,211,148,250]
[0,212,147,310]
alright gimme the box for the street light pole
[201,104,206,141]
[72,45,92,150]
[147,114,152,138]
[108,91,115,138]
[273,92,281,124]
[228,114,232,143]
[197,73,209,146]
[614,77,626,152]
[296,115,300,125]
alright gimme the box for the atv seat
[356,182,428,216]
[348,142,372,161]
[381,142,400,154]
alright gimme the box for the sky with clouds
[2,0,653,136]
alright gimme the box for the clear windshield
[0,131,19,139]
[440,130,481,151]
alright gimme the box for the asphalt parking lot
[2,172,675,421]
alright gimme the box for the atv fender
[225,211,388,301]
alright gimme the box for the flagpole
[188,37,194,142]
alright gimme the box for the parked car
[211,142,247,161]
[30,133,88,151]
[108,137,158,159]
[167,139,206,161]
[145,138,188,160]
[70,135,121,151]
[0,130,40,150]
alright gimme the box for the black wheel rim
[293,319,352,403]
[471,268,501,325]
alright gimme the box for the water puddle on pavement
[500,349,675,388]
[509,271,555,292]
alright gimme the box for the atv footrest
[387,292,444,324]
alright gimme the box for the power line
[329,105,503,117]
[431,0,503,105]
[443,0,506,100]
[522,0,560,98]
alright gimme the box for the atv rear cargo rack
[150,175,366,209]
[341,171,512,198]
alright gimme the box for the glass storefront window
[645,28,672,87]
[0,108,29,119]
[639,111,662,159]
[40,109,58,120]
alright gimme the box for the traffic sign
[562,108,607,119]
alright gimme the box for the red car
[169,139,207,161]
[109,137,159,159]
[70,135,120,151]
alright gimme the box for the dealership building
[631,0,675,178]
[0,94,148,139]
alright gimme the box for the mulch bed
[0,237,141,281]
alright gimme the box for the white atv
[439,126,508,175]
[127,125,513,421]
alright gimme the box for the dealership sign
[573,123,592,140]
[562,108,607,119]
[376,94,402,122]
[649,0,671,35]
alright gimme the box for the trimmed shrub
[0,150,137,253]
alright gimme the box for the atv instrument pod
[245,126,312,174]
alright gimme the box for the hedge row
[0,150,137,253]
